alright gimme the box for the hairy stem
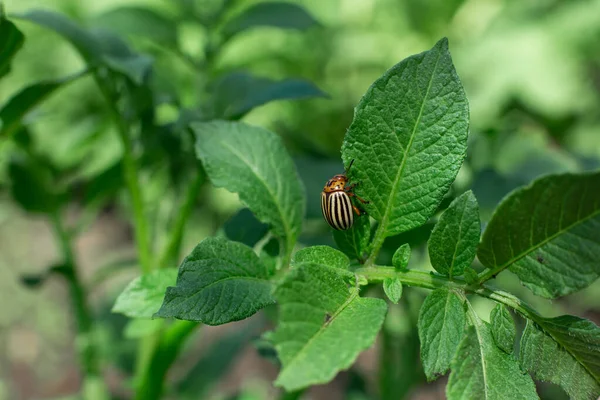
[51,211,109,400]
[364,225,386,266]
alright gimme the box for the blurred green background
[1,0,600,399]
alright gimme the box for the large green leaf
[0,70,88,140]
[342,38,469,242]
[193,121,305,261]
[0,9,25,79]
[417,287,466,381]
[222,2,319,39]
[428,191,480,277]
[478,172,600,298]
[155,237,275,325]
[490,304,515,354]
[92,6,178,48]
[272,263,387,391]
[447,320,538,400]
[211,72,326,120]
[112,268,177,319]
[520,319,600,400]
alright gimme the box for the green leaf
[193,121,305,261]
[155,237,275,325]
[292,245,349,270]
[383,277,402,304]
[272,263,387,391]
[0,70,88,140]
[222,2,319,39]
[477,172,600,298]
[92,6,178,48]
[428,191,480,277]
[8,156,61,214]
[447,320,539,400]
[462,267,479,285]
[392,243,411,270]
[417,288,466,381]
[112,268,177,318]
[211,72,326,119]
[490,304,515,353]
[223,208,269,248]
[342,38,469,242]
[520,319,600,400]
[0,10,25,79]
[333,214,371,263]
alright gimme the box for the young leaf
[447,321,539,400]
[428,191,480,277]
[520,320,600,400]
[478,172,600,298]
[383,277,402,304]
[155,237,275,325]
[292,245,349,270]
[0,10,25,79]
[272,263,387,391]
[417,287,466,381]
[193,121,305,261]
[332,214,371,263]
[490,304,515,353]
[462,267,479,284]
[392,243,411,270]
[222,2,319,39]
[342,38,469,244]
[0,70,88,139]
[211,72,326,120]
[112,268,177,318]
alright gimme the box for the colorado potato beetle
[321,160,369,230]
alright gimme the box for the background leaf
[447,320,538,400]
[392,243,411,270]
[8,156,61,214]
[155,237,275,325]
[383,277,402,304]
[520,319,600,400]
[0,10,25,79]
[342,37,469,241]
[112,268,177,319]
[417,287,466,381]
[272,263,387,391]
[223,2,319,39]
[332,214,371,263]
[193,121,305,261]
[211,72,326,119]
[490,304,515,353]
[223,208,270,248]
[428,191,480,277]
[478,172,600,298]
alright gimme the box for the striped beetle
[321,160,369,230]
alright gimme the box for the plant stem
[158,165,206,268]
[134,321,200,400]
[51,211,109,400]
[364,225,386,267]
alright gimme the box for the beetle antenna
[346,159,355,175]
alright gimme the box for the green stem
[365,225,386,266]
[92,73,153,273]
[158,165,206,268]
[51,211,109,400]
[134,321,200,400]
[477,266,504,284]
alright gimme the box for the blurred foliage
[1,0,600,399]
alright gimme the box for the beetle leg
[351,204,362,216]
[347,191,370,204]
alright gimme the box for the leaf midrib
[374,47,443,251]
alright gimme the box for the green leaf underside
[418,288,466,381]
[447,321,538,400]
[342,37,469,238]
[392,243,411,269]
[272,263,387,391]
[428,191,480,277]
[0,12,25,79]
[490,304,516,354]
[478,172,600,298]
[383,277,402,304]
[520,320,600,400]
[292,246,349,270]
[332,214,370,262]
[223,2,319,38]
[0,71,87,139]
[112,268,177,318]
[193,121,305,259]
[155,237,275,325]
[212,72,326,119]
